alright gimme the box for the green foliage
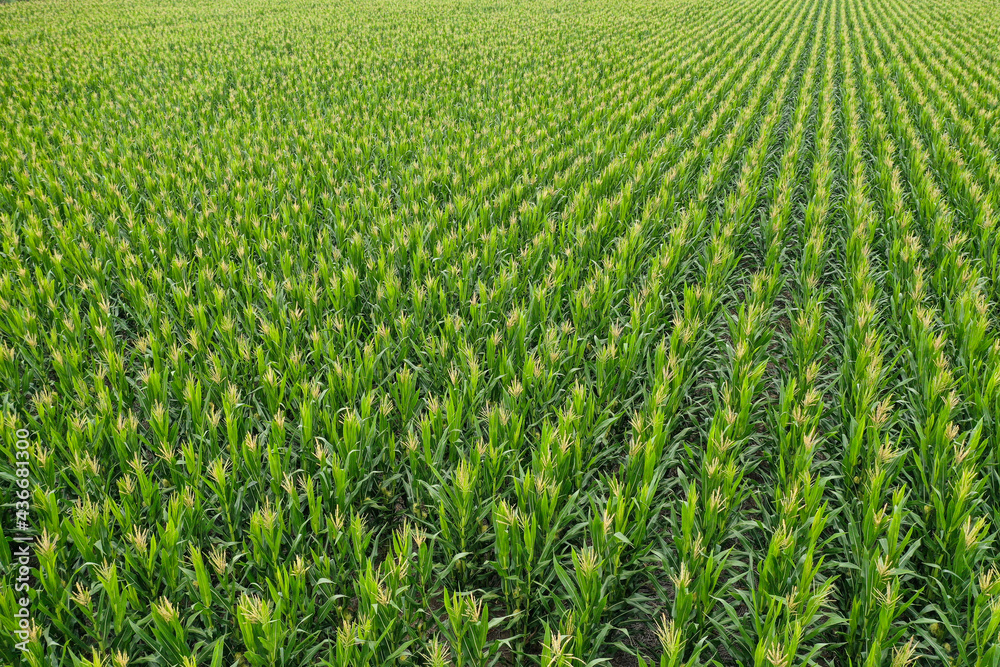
[1,0,999,664]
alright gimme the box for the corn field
[1,0,999,664]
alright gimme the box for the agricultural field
[1,0,1000,664]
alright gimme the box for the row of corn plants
[832,11,918,664]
